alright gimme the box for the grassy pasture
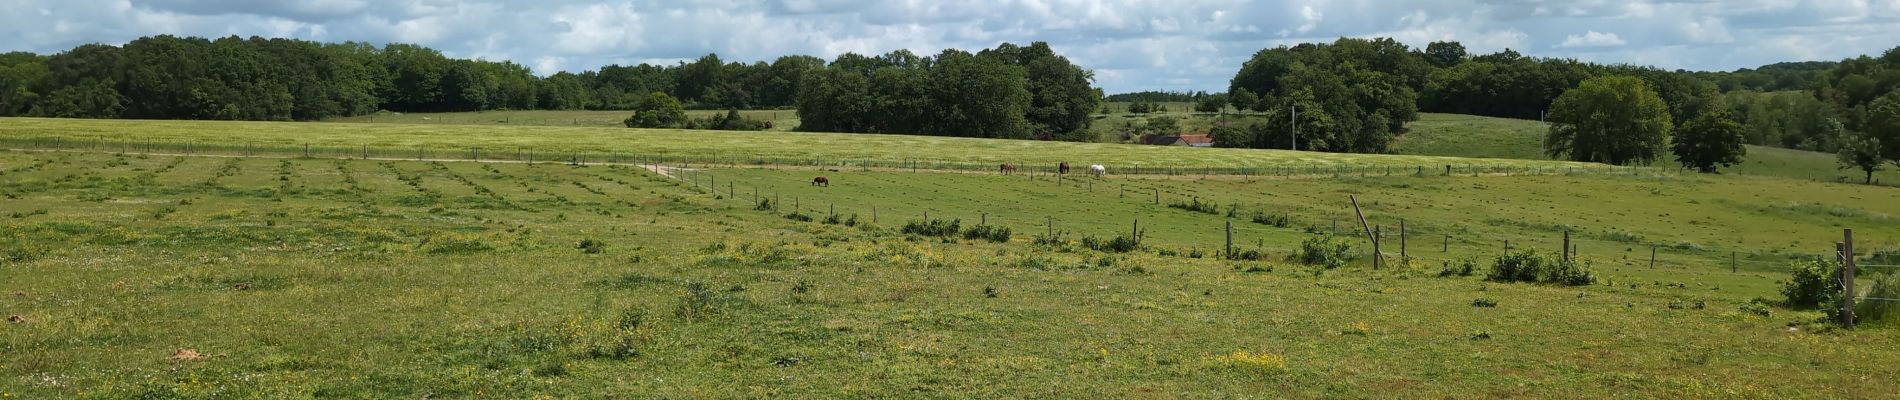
[1,149,1897,397]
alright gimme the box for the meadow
[324,109,803,131]
[2,144,1898,397]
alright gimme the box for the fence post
[1843,228,1856,328]
[1154,188,1160,204]
[362,144,367,159]
[1047,216,1053,238]
[1225,220,1233,259]
[304,144,309,158]
[1650,246,1657,269]
[1400,219,1407,261]
[1132,219,1140,245]
[872,206,878,223]
[1731,251,1737,273]
[981,212,987,225]
[1562,230,1571,263]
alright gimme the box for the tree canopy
[1672,110,1747,173]
[1545,76,1674,165]
[794,42,1097,139]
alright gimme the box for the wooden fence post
[1132,219,1140,245]
[1047,216,1053,238]
[1563,230,1572,262]
[1443,234,1449,252]
[1843,229,1856,328]
[1650,246,1657,268]
[1730,251,1737,273]
[1154,188,1159,204]
[1225,220,1233,259]
[1399,219,1407,261]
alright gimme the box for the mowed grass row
[1,150,1898,397]
[0,117,1613,173]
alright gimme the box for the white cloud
[1559,30,1627,48]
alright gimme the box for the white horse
[1089,164,1107,177]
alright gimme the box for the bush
[1251,212,1291,228]
[754,198,775,211]
[1033,232,1069,247]
[1227,248,1266,261]
[783,211,813,222]
[901,218,961,238]
[1472,298,1498,308]
[1168,197,1220,214]
[1780,259,1841,309]
[962,225,1012,243]
[1081,235,1139,253]
[1486,250,1596,286]
[1439,258,1479,277]
[1292,235,1352,268]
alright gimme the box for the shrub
[1472,298,1498,308]
[962,225,1012,243]
[822,213,843,225]
[1251,212,1291,228]
[1168,197,1220,214]
[1227,248,1267,261]
[1780,258,1841,309]
[1292,235,1352,268]
[1739,299,1773,317]
[1033,232,1069,247]
[783,211,813,222]
[901,218,961,238]
[754,198,775,211]
[1082,235,1139,253]
[1439,258,1479,277]
[1487,250,1596,286]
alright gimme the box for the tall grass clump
[1251,212,1291,228]
[1081,234,1139,253]
[1856,271,1899,324]
[962,224,1012,243]
[1168,197,1220,215]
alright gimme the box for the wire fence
[0,135,1682,179]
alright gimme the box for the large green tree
[623,92,687,129]
[1866,89,1900,166]
[1672,110,1748,173]
[1545,76,1674,165]
[1837,133,1886,184]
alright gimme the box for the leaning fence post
[1443,234,1449,252]
[1650,246,1657,269]
[1399,219,1407,261]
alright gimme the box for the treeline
[0,35,832,120]
[1689,62,1835,93]
[794,42,1099,139]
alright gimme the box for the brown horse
[1058,162,1071,175]
[1000,163,1017,175]
[811,176,830,187]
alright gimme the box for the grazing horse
[1089,164,1107,177]
[811,176,830,187]
[1058,162,1071,175]
[1000,163,1017,175]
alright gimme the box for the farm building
[1140,134,1214,147]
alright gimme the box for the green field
[5,115,1900,397]
[2,144,1897,397]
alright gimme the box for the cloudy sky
[3,0,1898,93]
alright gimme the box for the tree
[623,92,686,128]
[1144,116,1180,136]
[1672,110,1748,173]
[1195,94,1229,113]
[1545,76,1674,165]
[1423,41,1467,68]
[1867,89,1900,166]
[1838,133,1885,184]
[1229,89,1258,113]
[980,42,1099,137]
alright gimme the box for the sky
[3,0,1899,94]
